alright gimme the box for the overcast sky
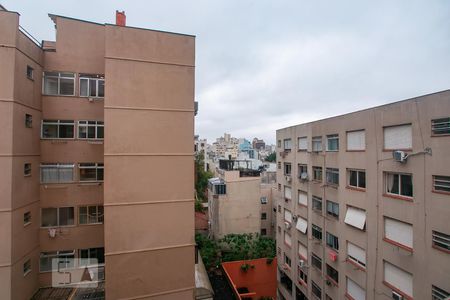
[4,1,450,144]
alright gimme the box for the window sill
[24,222,32,228]
[78,182,103,186]
[383,193,413,202]
[27,76,34,81]
[325,183,339,189]
[298,203,308,208]
[326,150,339,152]
[432,189,450,196]
[382,281,413,300]
[431,133,450,137]
[79,222,104,227]
[297,149,307,152]
[383,148,412,152]
[432,244,450,254]
[23,270,32,277]
[325,275,339,287]
[345,293,357,300]
[24,174,32,177]
[284,242,292,248]
[40,225,76,229]
[298,254,307,262]
[42,184,71,189]
[383,238,413,252]
[42,94,76,97]
[346,258,366,271]
[298,279,307,287]
[345,149,365,152]
[346,186,366,192]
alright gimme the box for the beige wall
[276,90,450,300]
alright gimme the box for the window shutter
[347,242,366,265]
[384,261,413,297]
[298,191,308,206]
[384,124,412,149]
[298,137,308,150]
[347,130,365,150]
[344,207,366,230]
[296,217,308,233]
[284,186,292,199]
[384,218,413,249]
[347,277,366,300]
[284,210,292,223]
[298,242,307,260]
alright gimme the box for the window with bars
[41,207,74,227]
[261,212,267,220]
[313,166,322,181]
[79,163,104,182]
[385,172,413,198]
[432,230,450,251]
[40,163,74,183]
[79,74,105,98]
[312,224,322,241]
[78,121,104,139]
[312,196,322,212]
[326,232,339,251]
[431,117,450,135]
[79,205,104,225]
[327,134,339,151]
[433,175,450,193]
[326,168,339,185]
[43,72,75,96]
[348,169,366,189]
[312,136,322,152]
[326,200,339,218]
[41,120,75,139]
[311,253,322,270]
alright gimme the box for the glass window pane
[59,207,74,226]
[98,80,105,97]
[88,126,96,138]
[387,174,399,194]
[78,125,87,139]
[59,167,73,183]
[349,171,357,186]
[97,168,104,181]
[80,78,89,97]
[59,124,74,138]
[97,126,104,139]
[89,79,97,97]
[359,171,366,188]
[41,167,58,183]
[44,76,58,95]
[42,124,58,138]
[59,78,74,95]
[80,168,97,181]
[401,175,413,197]
[42,208,58,227]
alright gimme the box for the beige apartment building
[0,8,195,300]
[208,159,276,239]
[275,90,450,300]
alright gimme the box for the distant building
[253,137,266,150]
[275,90,450,300]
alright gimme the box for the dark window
[278,162,281,169]
[24,211,31,225]
[326,264,339,283]
[326,168,339,185]
[312,224,322,241]
[349,169,366,189]
[25,114,32,128]
[79,163,104,182]
[433,176,450,193]
[432,118,450,135]
[298,164,307,177]
[298,267,307,283]
[326,200,339,218]
[386,173,413,197]
[432,230,450,251]
[311,253,322,270]
[312,196,322,211]
[41,120,75,139]
[280,270,293,293]
[432,285,450,300]
[284,163,292,175]
[261,213,267,220]
[326,232,339,251]
[313,166,322,181]
[284,254,291,267]
[24,163,31,176]
[79,247,105,265]
[312,281,322,298]
[261,228,267,236]
[26,65,34,79]
[327,134,339,151]
[283,139,292,151]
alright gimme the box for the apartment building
[275,90,450,300]
[0,9,195,300]
[208,159,276,239]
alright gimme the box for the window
[383,261,413,299]
[312,224,322,241]
[326,200,339,218]
[347,242,366,269]
[79,247,105,266]
[298,137,308,151]
[25,114,32,128]
[260,196,268,204]
[41,207,74,227]
[40,163,74,183]
[283,139,292,151]
[278,226,281,234]
[384,124,412,150]
[280,269,293,292]
[261,213,267,220]
[433,175,450,193]
[347,130,365,151]
[298,164,307,178]
[298,267,307,284]
[277,162,281,169]
[344,206,366,230]
[284,186,292,200]
[432,285,450,300]
[312,196,322,212]
[278,205,281,213]
[40,250,75,272]
[312,281,322,299]
[24,212,31,225]
[298,190,308,206]
[384,217,413,250]
[261,228,267,236]
[26,65,34,79]
[432,117,450,135]
[296,216,308,234]
[284,231,292,247]
[79,74,105,98]
[326,264,339,284]
[326,232,339,251]
[385,172,413,198]
[298,242,307,260]
[311,253,322,270]
[432,230,450,252]
[284,253,291,267]
[24,163,31,176]
[347,277,366,300]
[78,121,104,139]
[79,205,104,225]
[277,140,281,148]
[23,259,31,276]
[43,72,75,96]
[313,166,322,181]
[327,134,339,151]
[41,120,75,139]
[284,209,292,223]
[79,163,104,182]
[348,169,366,189]
[326,168,339,185]
[284,163,292,175]
[312,136,322,152]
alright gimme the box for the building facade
[0,9,195,300]
[275,91,450,300]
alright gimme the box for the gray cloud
[5,0,450,144]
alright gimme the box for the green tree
[265,152,276,162]
[195,152,214,204]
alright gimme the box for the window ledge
[346,186,366,192]
[78,182,103,186]
[23,270,32,277]
[383,148,412,152]
[345,293,357,300]
[325,150,339,152]
[24,174,32,177]
[48,139,71,144]
[432,244,450,254]
[431,133,450,137]
[432,190,450,196]
[298,279,307,287]
[383,238,413,252]
[42,184,70,189]
[23,222,32,228]
[346,149,365,152]
[325,275,339,287]
[79,223,104,227]
[346,258,366,271]
[382,281,413,300]
[383,193,413,202]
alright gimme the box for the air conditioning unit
[48,228,57,238]
[285,175,292,183]
[392,291,404,300]
[393,150,408,163]
[284,221,291,230]
[300,172,308,181]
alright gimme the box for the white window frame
[283,138,292,151]
[79,205,104,225]
[312,136,322,152]
[347,241,366,269]
[326,200,339,218]
[79,74,105,98]
[79,163,104,182]
[296,216,308,234]
[346,129,366,151]
[284,209,292,223]
[42,71,75,96]
[326,232,339,251]
[326,134,339,151]
[79,247,105,267]
[41,120,75,139]
[385,172,413,198]
[284,186,292,200]
[326,168,339,186]
[41,207,75,228]
[348,169,366,189]
[298,190,308,207]
[298,136,308,151]
[77,121,104,140]
[40,163,75,184]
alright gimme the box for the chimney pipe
[116,10,126,26]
